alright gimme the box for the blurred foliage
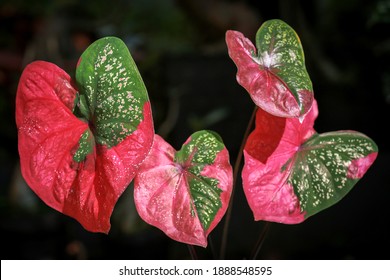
[368,0,390,26]
[0,0,199,62]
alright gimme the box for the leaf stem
[219,105,257,259]
[187,245,198,260]
[250,222,271,259]
[208,235,217,259]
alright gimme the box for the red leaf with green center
[242,101,378,223]
[15,37,154,233]
[134,131,233,247]
[226,19,313,118]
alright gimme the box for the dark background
[1,0,389,260]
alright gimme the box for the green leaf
[72,129,94,162]
[175,131,225,230]
[74,36,149,152]
[255,19,313,114]
[289,131,378,218]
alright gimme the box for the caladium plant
[15,17,379,256]
[134,131,233,247]
[242,100,378,224]
[226,19,313,119]
[15,37,154,233]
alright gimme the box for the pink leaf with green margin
[226,19,313,118]
[15,37,154,233]
[242,100,378,223]
[134,131,233,247]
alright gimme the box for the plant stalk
[208,235,217,259]
[219,105,257,259]
[250,222,271,260]
[187,245,198,260]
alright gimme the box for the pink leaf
[134,132,233,247]
[242,100,378,223]
[226,19,314,118]
[242,102,317,224]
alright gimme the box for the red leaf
[16,61,154,233]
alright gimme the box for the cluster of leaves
[15,19,378,248]
[226,20,378,224]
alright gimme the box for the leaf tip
[347,152,378,179]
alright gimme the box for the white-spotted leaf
[286,131,378,218]
[242,100,378,223]
[226,19,313,118]
[134,131,233,247]
[16,37,154,233]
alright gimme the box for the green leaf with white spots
[175,131,225,230]
[288,131,378,218]
[255,19,313,107]
[134,131,233,247]
[74,36,149,151]
[72,129,94,162]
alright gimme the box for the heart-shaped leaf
[134,131,233,247]
[226,19,313,118]
[15,37,154,233]
[242,101,378,223]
